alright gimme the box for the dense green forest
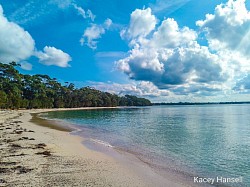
[0,62,151,109]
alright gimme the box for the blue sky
[1,0,250,102]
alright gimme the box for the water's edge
[32,110,217,187]
[34,105,250,187]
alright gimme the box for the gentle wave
[89,138,113,148]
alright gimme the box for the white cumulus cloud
[117,8,226,92]
[20,61,32,71]
[0,4,72,69]
[150,18,197,48]
[197,0,250,55]
[121,8,157,39]
[80,19,112,49]
[35,46,72,67]
[117,2,250,97]
[234,74,250,92]
[0,5,35,63]
[89,81,170,98]
[104,18,112,29]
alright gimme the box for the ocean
[42,105,250,187]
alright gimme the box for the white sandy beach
[0,108,189,187]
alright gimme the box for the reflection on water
[44,105,250,187]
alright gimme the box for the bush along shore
[0,62,151,109]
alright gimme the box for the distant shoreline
[153,101,250,105]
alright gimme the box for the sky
[1,0,250,102]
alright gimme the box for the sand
[0,108,190,187]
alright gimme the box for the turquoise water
[44,105,250,187]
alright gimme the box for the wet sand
[0,108,190,187]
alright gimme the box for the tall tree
[0,62,152,109]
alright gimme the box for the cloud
[49,0,73,9]
[80,24,105,49]
[50,1,96,21]
[234,74,250,91]
[117,8,227,89]
[0,5,35,63]
[117,2,250,97]
[170,83,223,96]
[0,4,72,69]
[72,4,86,17]
[10,1,95,26]
[20,61,32,71]
[150,18,197,48]
[117,44,226,87]
[86,9,96,22]
[8,1,49,25]
[88,81,170,98]
[197,0,250,56]
[196,0,250,94]
[80,19,112,49]
[72,4,95,21]
[104,18,112,29]
[95,51,127,58]
[151,0,191,14]
[35,46,71,67]
[121,8,157,39]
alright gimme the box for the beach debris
[35,151,51,156]
[0,167,10,174]
[21,137,29,140]
[34,143,46,149]
[13,121,23,123]
[0,162,17,166]
[6,153,26,157]
[18,136,34,141]
[13,166,33,174]
[14,130,23,134]
[3,138,15,143]
[0,179,7,183]
[10,144,22,148]
[6,139,15,143]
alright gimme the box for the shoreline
[1,108,193,187]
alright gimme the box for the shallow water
[43,105,250,187]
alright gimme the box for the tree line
[0,62,152,109]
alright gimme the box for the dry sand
[0,108,190,187]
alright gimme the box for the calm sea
[43,105,250,187]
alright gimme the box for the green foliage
[0,62,152,109]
